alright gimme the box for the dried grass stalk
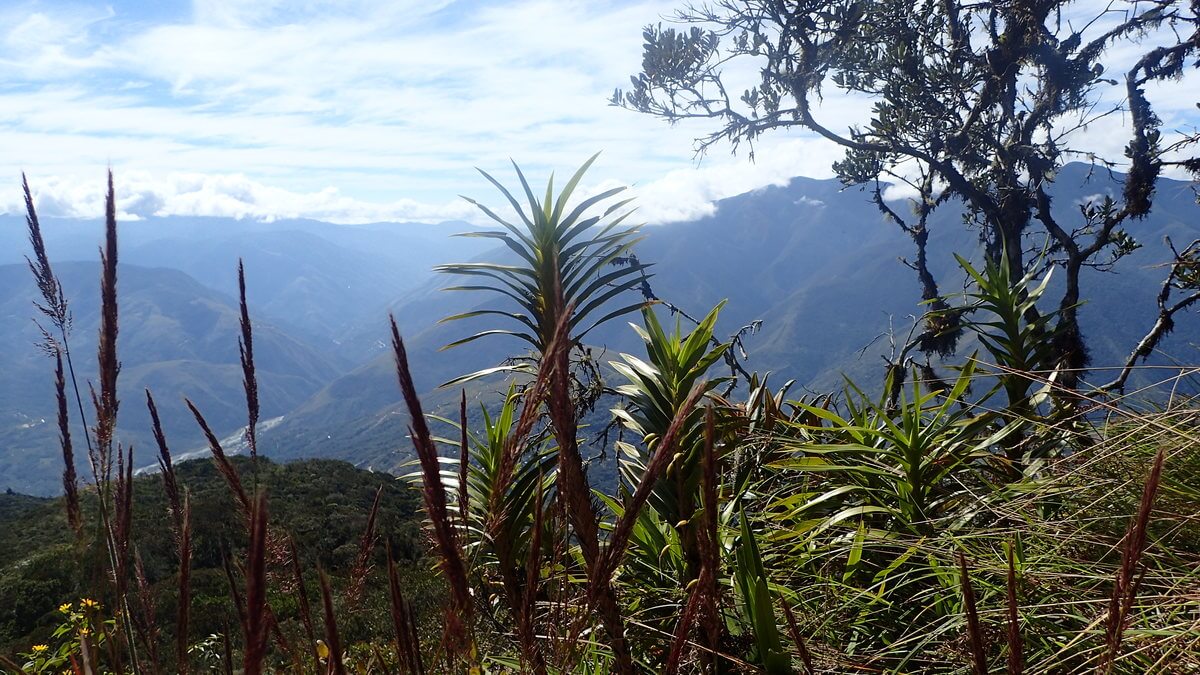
[94,170,120,480]
[237,260,260,466]
[518,474,547,675]
[599,385,705,581]
[177,496,193,675]
[319,568,348,675]
[540,292,631,672]
[132,550,161,674]
[113,444,134,608]
[186,398,250,515]
[221,550,248,639]
[666,578,703,674]
[388,544,425,675]
[147,390,183,535]
[1099,446,1166,673]
[347,485,384,604]
[389,316,472,646]
[1006,542,1023,675]
[243,493,271,675]
[958,551,988,675]
[458,389,469,529]
[57,353,82,534]
[697,409,722,659]
[287,535,320,674]
[780,598,815,675]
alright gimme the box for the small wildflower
[58,602,72,613]
[316,640,330,659]
[80,598,99,610]
[32,644,48,653]
[79,627,91,637]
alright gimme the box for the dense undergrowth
[4,158,1198,674]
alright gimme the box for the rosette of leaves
[437,153,649,384]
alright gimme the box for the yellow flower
[316,640,330,659]
[79,627,91,637]
[32,644,48,653]
[58,602,72,613]
[80,598,99,610]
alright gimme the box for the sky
[0,0,1197,225]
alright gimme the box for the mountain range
[2,163,1197,494]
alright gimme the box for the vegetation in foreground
[0,457,439,671]
[5,1,1200,672]
[6,152,1198,673]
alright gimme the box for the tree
[615,0,1199,391]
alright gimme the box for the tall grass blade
[958,551,988,675]
[348,485,384,604]
[57,353,81,534]
[389,315,472,648]
[319,568,348,675]
[1099,446,1166,673]
[243,493,271,675]
[186,398,250,515]
[1006,542,1022,675]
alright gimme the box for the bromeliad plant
[437,152,649,387]
[952,251,1073,471]
[612,302,730,559]
[765,360,1007,544]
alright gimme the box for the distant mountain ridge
[2,164,1197,493]
[258,164,1200,472]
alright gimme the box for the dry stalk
[319,569,348,675]
[347,485,385,604]
[390,316,473,650]
[244,493,271,675]
[236,260,260,478]
[186,398,251,516]
[57,353,82,534]
[958,551,988,675]
[1006,542,1023,675]
[388,544,426,675]
[287,535,320,674]
[1098,446,1166,673]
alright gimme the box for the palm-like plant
[438,153,649,383]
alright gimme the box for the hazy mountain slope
[0,216,488,351]
[265,165,1200,469]
[3,165,1195,488]
[0,262,342,495]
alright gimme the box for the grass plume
[348,485,384,605]
[958,551,987,675]
[1099,446,1167,672]
[319,569,348,675]
[236,260,260,473]
[243,494,271,675]
[57,353,82,534]
[389,315,472,647]
[186,398,251,515]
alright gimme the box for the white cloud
[0,0,1196,226]
[3,171,481,224]
[6,136,841,226]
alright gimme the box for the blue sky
[1,0,1197,224]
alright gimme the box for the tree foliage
[616,0,1200,388]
